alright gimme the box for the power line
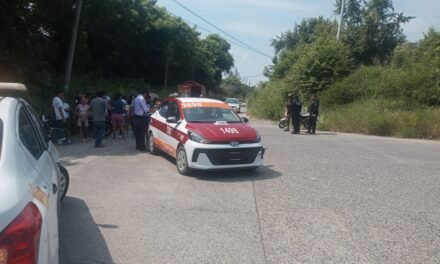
[181,18,264,53]
[241,74,265,78]
[170,0,273,59]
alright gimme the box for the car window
[167,101,180,120]
[159,102,169,118]
[183,107,241,123]
[24,102,48,149]
[18,107,44,159]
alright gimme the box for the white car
[148,97,264,175]
[225,98,241,113]
[0,83,69,264]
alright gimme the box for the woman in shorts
[76,97,90,142]
[111,94,127,140]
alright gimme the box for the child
[76,97,90,142]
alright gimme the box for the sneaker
[95,144,105,148]
[283,128,289,132]
[81,139,86,142]
[122,136,127,140]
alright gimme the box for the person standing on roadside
[291,95,302,134]
[89,91,108,148]
[76,96,90,142]
[284,93,293,132]
[110,93,127,140]
[307,95,319,134]
[52,91,71,143]
[132,90,150,151]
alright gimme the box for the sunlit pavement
[58,120,440,264]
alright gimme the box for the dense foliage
[0,0,234,99]
[219,70,253,100]
[249,0,439,139]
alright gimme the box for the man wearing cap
[132,90,150,151]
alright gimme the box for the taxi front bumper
[185,141,265,170]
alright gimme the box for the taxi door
[163,101,183,157]
[17,103,59,263]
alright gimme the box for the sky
[156,0,440,85]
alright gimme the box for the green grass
[319,100,440,139]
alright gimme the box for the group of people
[51,89,157,150]
[284,94,319,134]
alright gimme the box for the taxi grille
[192,147,261,165]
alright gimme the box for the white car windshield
[225,98,239,104]
[184,107,242,123]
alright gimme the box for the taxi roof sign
[0,83,27,92]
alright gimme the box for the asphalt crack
[252,180,268,264]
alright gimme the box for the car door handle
[52,184,58,194]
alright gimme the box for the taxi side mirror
[166,116,178,123]
[241,117,249,123]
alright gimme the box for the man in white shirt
[132,90,150,151]
[52,91,71,141]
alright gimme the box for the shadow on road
[60,197,115,264]
[158,152,282,182]
[57,135,142,160]
[191,165,282,182]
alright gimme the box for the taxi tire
[176,146,191,175]
[149,133,159,155]
[59,165,69,201]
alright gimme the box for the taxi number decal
[181,102,202,108]
[220,127,239,134]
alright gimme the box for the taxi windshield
[184,107,242,123]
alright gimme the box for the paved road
[58,120,440,264]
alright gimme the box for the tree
[0,0,235,97]
[269,17,337,79]
[198,34,234,93]
[335,0,413,65]
[220,70,252,99]
[285,38,353,96]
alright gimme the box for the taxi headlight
[255,131,261,143]
[188,131,210,144]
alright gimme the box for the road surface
[58,120,440,264]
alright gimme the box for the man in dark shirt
[284,94,293,132]
[89,91,108,147]
[291,95,302,134]
[307,95,319,134]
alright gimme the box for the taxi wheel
[59,165,69,201]
[176,146,191,175]
[149,133,159,155]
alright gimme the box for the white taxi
[0,83,68,264]
[148,97,264,174]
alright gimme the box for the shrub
[319,100,440,139]
[248,81,285,120]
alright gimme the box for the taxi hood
[185,122,258,142]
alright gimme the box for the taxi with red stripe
[148,97,264,174]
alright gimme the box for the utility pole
[64,0,83,93]
[336,0,345,42]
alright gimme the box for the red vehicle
[148,97,264,174]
